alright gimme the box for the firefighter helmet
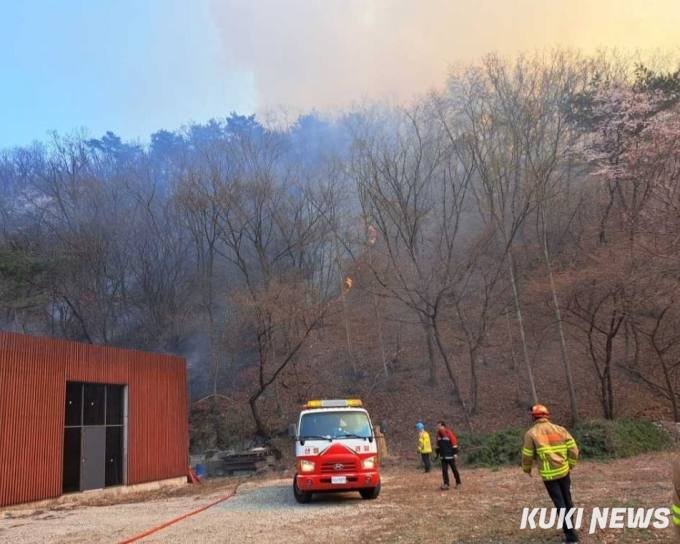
[531,404,550,418]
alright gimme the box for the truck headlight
[361,456,377,470]
[299,459,315,473]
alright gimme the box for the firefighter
[416,422,432,473]
[672,454,680,538]
[435,420,461,490]
[522,404,579,543]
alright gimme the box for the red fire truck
[290,399,381,503]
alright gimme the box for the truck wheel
[293,476,312,504]
[359,481,381,500]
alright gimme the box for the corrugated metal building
[0,331,189,507]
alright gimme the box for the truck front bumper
[296,471,379,492]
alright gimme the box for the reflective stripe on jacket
[418,431,432,454]
[522,418,578,481]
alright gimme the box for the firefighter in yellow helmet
[522,404,579,543]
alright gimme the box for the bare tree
[629,298,680,422]
[174,147,233,399]
[209,130,339,438]
[454,55,548,405]
[449,249,506,415]
[352,104,476,428]
[524,53,588,423]
[565,279,626,420]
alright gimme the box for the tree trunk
[248,391,268,439]
[373,293,389,377]
[248,314,322,441]
[505,309,524,403]
[506,249,538,405]
[600,374,610,419]
[209,312,219,400]
[211,394,221,449]
[206,251,220,401]
[421,317,437,384]
[341,290,357,376]
[336,238,357,376]
[659,355,679,423]
[431,316,473,431]
[368,240,389,377]
[608,381,614,419]
[604,333,615,419]
[469,347,479,415]
[541,207,579,424]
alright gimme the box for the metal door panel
[81,426,106,491]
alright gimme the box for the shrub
[458,419,672,469]
[458,427,524,467]
[571,419,672,459]
[571,420,616,459]
[610,418,673,457]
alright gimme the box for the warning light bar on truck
[303,399,363,409]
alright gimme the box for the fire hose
[118,478,249,544]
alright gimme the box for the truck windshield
[299,411,372,440]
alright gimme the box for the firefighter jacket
[672,454,680,535]
[418,430,432,454]
[522,418,578,481]
[436,427,459,459]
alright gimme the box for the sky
[2,0,680,149]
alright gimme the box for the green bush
[572,419,673,459]
[458,427,524,467]
[571,420,616,459]
[610,419,673,457]
[458,419,672,469]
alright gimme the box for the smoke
[208,0,680,115]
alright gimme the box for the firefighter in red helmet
[522,404,580,543]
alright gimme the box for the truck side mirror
[379,420,387,435]
[288,423,297,439]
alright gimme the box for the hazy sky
[2,0,680,148]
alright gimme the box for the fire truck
[290,399,381,503]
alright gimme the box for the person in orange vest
[416,422,432,472]
[522,404,579,543]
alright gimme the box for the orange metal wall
[0,332,188,507]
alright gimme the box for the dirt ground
[0,452,677,544]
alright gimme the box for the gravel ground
[0,452,677,543]
[0,494,218,544]
[0,477,395,544]
[143,478,399,544]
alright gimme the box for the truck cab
[291,399,381,503]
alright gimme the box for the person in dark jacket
[435,420,461,490]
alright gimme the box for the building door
[63,382,126,493]
[81,426,106,490]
